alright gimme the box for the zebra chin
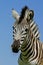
[11,40,20,53]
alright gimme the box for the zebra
[11,6,43,65]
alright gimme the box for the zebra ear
[12,8,20,20]
[29,10,34,19]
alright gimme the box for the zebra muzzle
[11,40,20,53]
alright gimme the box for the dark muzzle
[11,40,20,53]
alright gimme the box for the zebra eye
[25,28,28,32]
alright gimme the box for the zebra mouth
[11,46,19,53]
[11,40,20,53]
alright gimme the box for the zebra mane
[18,6,29,24]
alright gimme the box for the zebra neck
[28,29,43,65]
[20,36,34,61]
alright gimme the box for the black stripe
[30,22,39,39]
[18,6,28,24]
[32,37,35,45]
[28,50,33,58]
[30,22,35,28]
[34,28,38,35]
[21,38,30,49]
[32,24,37,32]
[20,53,23,61]
[21,40,24,42]
[31,39,38,61]
[22,50,33,59]
[21,41,31,52]
[36,33,40,39]
[22,45,32,56]
[22,33,27,35]
[21,37,25,39]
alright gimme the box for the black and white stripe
[30,20,40,40]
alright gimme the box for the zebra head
[11,6,34,53]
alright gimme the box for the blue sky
[0,0,43,65]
